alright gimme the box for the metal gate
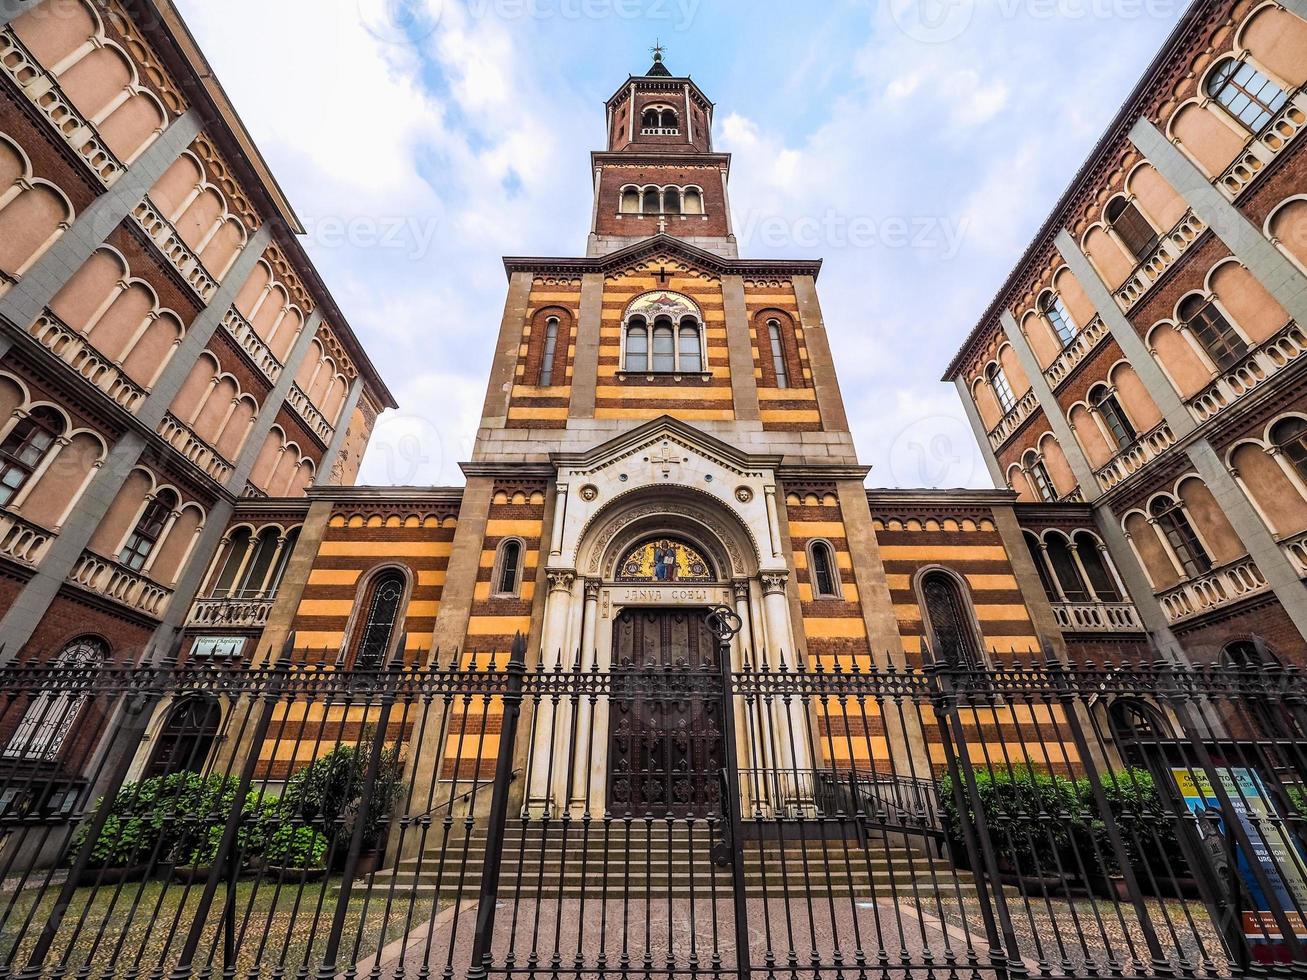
[1,627,1306,978]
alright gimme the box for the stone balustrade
[28,311,146,412]
[1157,555,1267,624]
[1051,601,1144,633]
[287,383,334,444]
[157,413,232,482]
[131,197,218,302]
[986,388,1040,451]
[222,307,283,384]
[1095,420,1175,491]
[1216,89,1307,201]
[69,550,172,617]
[186,595,274,629]
[0,507,54,567]
[1044,315,1109,389]
[1112,210,1207,311]
[1187,321,1306,423]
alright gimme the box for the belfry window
[642,187,660,214]
[683,187,704,214]
[1041,293,1079,346]
[664,187,682,215]
[1179,295,1247,371]
[620,186,640,214]
[920,570,984,668]
[351,569,406,670]
[0,406,63,507]
[1206,58,1288,133]
[1105,198,1159,261]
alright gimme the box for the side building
[0,0,395,676]
[945,0,1307,667]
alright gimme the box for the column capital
[732,578,750,602]
[547,569,576,594]
[760,571,789,595]
[583,577,601,601]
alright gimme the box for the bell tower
[588,46,737,258]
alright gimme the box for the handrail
[408,768,520,824]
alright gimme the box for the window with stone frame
[119,489,178,571]
[1270,417,1307,482]
[1105,197,1159,261]
[756,311,802,389]
[527,308,571,387]
[1178,295,1247,371]
[1206,57,1288,133]
[1089,384,1138,451]
[1148,496,1212,579]
[0,406,64,507]
[349,568,407,670]
[919,570,985,669]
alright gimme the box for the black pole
[466,633,528,980]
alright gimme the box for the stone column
[313,375,364,486]
[760,570,813,802]
[525,569,575,816]
[721,275,761,421]
[568,273,604,418]
[571,578,601,810]
[954,377,1005,487]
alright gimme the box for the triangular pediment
[551,416,780,480]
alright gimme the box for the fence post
[1045,655,1171,975]
[926,660,1022,980]
[466,633,528,980]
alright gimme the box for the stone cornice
[503,234,822,282]
[549,415,783,474]
[776,464,872,483]
[866,488,1020,509]
[306,485,467,503]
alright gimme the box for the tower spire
[647,39,671,76]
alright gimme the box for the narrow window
[768,319,789,389]
[496,539,522,596]
[620,187,640,213]
[1089,384,1137,450]
[986,363,1015,413]
[211,527,252,597]
[683,188,704,214]
[1105,198,1159,260]
[539,316,559,386]
[625,320,648,371]
[642,187,660,214]
[4,636,108,760]
[1271,417,1307,481]
[660,108,677,129]
[1026,457,1057,502]
[266,527,299,595]
[920,571,983,668]
[1179,296,1247,371]
[663,187,682,215]
[119,489,178,571]
[0,406,64,506]
[678,321,702,373]
[1149,497,1212,578]
[1025,533,1059,602]
[810,541,839,598]
[642,108,659,129]
[353,569,406,670]
[652,320,675,372]
[1042,293,1079,346]
[1206,58,1288,133]
[237,527,281,596]
[1045,534,1089,601]
[1074,532,1121,602]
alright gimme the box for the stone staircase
[366,820,974,899]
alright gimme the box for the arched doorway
[145,697,221,778]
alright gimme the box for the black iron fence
[0,632,1303,978]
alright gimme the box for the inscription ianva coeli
[612,587,714,603]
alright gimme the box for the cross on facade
[655,265,670,284]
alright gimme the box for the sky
[173,0,1189,489]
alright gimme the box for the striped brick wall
[595,258,735,422]
[506,277,582,429]
[745,278,820,432]
[870,505,1041,667]
[287,502,459,659]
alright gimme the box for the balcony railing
[1216,89,1307,201]
[131,197,218,302]
[287,383,333,445]
[1043,314,1109,389]
[157,413,232,483]
[0,27,124,186]
[640,127,679,136]
[986,388,1039,451]
[1112,209,1207,312]
[27,312,147,412]
[1187,320,1306,423]
[221,307,282,384]
[0,508,54,567]
[68,550,172,617]
[1280,527,1307,578]
[1051,600,1144,633]
[1158,554,1268,624]
[1094,420,1175,491]
[186,594,274,629]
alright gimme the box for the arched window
[986,363,1015,413]
[0,406,64,506]
[1222,638,1280,668]
[1024,532,1059,601]
[768,318,789,389]
[538,316,560,386]
[663,187,681,215]
[236,526,282,596]
[1149,496,1211,578]
[267,527,298,594]
[1045,534,1089,601]
[351,569,406,670]
[651,319,675,372]
[495,539,523,597]
[1108,698,1172,742]
[625,318,649,371]
[642,108,659,129]
[1270,417,1307,481]
[1041,293,1079,346]
[145,697,221,778]
[683,187,704,215]
[660,108,678,129]
[4,636,108,760]
[1105,198,1159,261]
[119,489,178,571]
[620,186,640,214]
[1074,532,1122,602]
[678,320,702,373]
[211,527,252,597]
[1178,295,1247,370]
[1089,384,1137,451]
[642,187,660,214]
[1024,453,1057,502]
[1206,58,1288,133]
[920,570,984,668]
[808,541,841,599]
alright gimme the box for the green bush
[1078,767,1188,880]
[937,766,1080,876]
[263,825,328,870]
[283,737,406,853]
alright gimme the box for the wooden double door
[607,608,727,817]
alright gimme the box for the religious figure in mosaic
[617,537,714,583]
